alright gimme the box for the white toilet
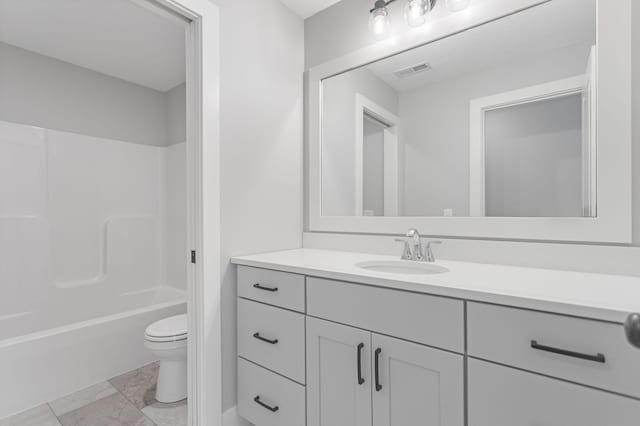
[144,314,188,403]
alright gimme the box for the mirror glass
[321,0,596,218]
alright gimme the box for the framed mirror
[307,0,631,242]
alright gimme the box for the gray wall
[305,0,408,69]
[634,1,640,246]
[322,67,398,215]
[166,83,187,145]
[307,0,640,246]
[399,44,589,216]
[484,94,583,217]
[363,118,385,215]
[0,42,185,146]
[215,0,304,412]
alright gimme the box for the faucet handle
[422,240,443,262]
[394,238,412,260]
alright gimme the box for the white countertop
[231,248,640,323]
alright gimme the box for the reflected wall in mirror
[321,0,596,218]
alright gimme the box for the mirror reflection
[321,0,596,218]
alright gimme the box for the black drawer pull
[254,396,279,412]
[357,343,365,385]
[253,283,278,292]
[531,340,605,363]
[253,332,278,345]
[374,348,382,392]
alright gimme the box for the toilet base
[156,359,188,403]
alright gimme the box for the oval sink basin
[356,260,449,275]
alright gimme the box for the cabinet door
[307,317,372,426]
[372,334,464,426]
[468,358,640,426]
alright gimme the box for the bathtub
[0,286,186,418]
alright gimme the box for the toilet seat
[145,314,187,343]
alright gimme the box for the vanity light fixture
[370,0,468,38]
[445,0,471,12]
[405,0,432,27]
[369,0,394,39]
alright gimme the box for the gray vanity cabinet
[371,334,464,426]
[468,359,640,426]
[236,267,307,426]
[306,316,464,426]
[236,264,640,426]
[306,317,373,426]
[466,301,640,425]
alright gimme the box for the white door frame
[354,94,400,216]
[144,1,221,425]
[468,75,585,217]
[582,46,598,218]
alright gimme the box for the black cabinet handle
[253,283,278,292]
[531,340,605,363]
[253,332,278,345]
[357,343,365,385]
[374,348,382,392]
[253,396,279,412]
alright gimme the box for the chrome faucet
[395,229,442,262]
[406,228,423,261]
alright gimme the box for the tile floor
[0,363,187,426]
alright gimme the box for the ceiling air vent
[393,62,432,79]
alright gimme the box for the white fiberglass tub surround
[0,120,187,418]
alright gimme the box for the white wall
[0,42,185,147]
[322,67,398,215]
[212,0,304,413]
[304,0,640,264]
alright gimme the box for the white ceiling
[0,0,186,92]
[278,0,343,19]
[365,0,595,92]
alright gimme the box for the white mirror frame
[307,0,632,243]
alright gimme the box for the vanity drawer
[238,357,306,426]
[238,298,306,383]
[468,358,640,426]
[307,277,464,353]
[238,266,305,312]
[467,302,640,398]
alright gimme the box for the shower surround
[0,120,187,417]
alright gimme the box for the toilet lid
[145,314,187,339]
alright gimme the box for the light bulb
[369,3,391,39]
[404,0,431,27]
[445,0,471,12]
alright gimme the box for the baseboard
[222,406,251,426]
